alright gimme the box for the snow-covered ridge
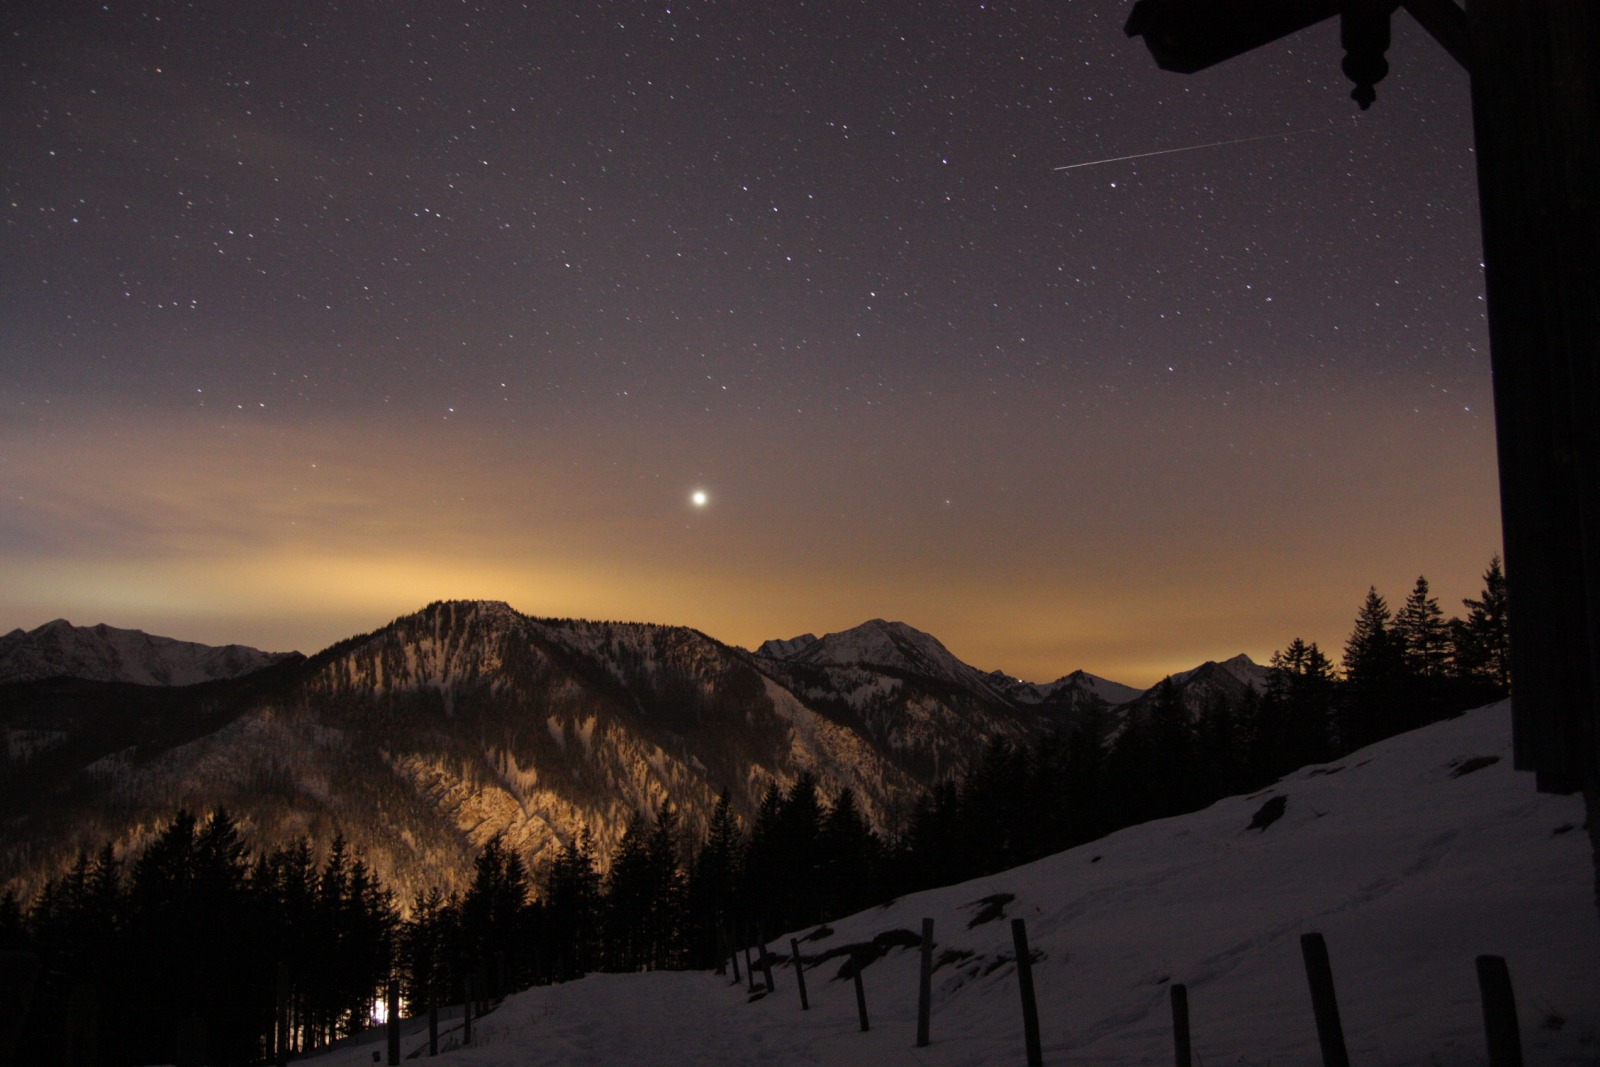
[758,619,1014,700]
[1169,651,1268,691]
[0,619,295,686]
[755,618,1150,707]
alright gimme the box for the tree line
[0,559,1510,1064]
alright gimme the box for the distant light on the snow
[691,489,709,508]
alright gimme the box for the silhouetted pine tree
[1341,586,1406,748]
[1258,638,1337,773]
[1453,555,1511,702]
[541,831,601,979]
[685,789,742,968]
[603,813,654,971]
[644,805,687,969]
[459,835,527,995]
[398,886,454,1012]
[818,788,882,920]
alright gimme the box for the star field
[1,2,1498,684]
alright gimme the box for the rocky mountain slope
[0,603,1058,902]
[1,602,1263,907]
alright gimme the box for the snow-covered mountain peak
[1169,652,1266,689]
[786,619,984,684]
[0,619,294,686]
[755,633,819,659]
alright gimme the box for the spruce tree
[818,789,881,921]
[1453,555,1511,699]
[644,805,686,969]
[602,813,653,971]
[686,790,742,968]
[1341,587,1404,747]
[1395,576,1451,680]
[1262,638,1337,771]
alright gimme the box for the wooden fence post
[386,978,401,1066]
[1170,983,1192,1067]
[463,975,474,1046]
[917,917,934,1047]
[1300,933,1350,1067]
[1011,918,1043,1067]
[790,938,810,1010]
[758,930,775,993]
[853,969,870,1032]
[743,941,758,993]
[1477,954,1525,1067]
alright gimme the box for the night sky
[2,2,1500,686]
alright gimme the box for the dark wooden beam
[1466,0,1600,794]
[1124,0,1341,73]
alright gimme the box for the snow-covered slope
[308,701,1599,1066]
[0,619,294,686]
[776,619,998,693]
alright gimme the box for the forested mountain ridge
[0,601,1114,904]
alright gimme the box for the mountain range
[0,603,1266,904]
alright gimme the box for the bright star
[691,490,709,507]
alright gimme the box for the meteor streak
[1054,128,1322,172]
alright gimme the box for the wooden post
[386,978,400,1066]
[1011,919,1043,1067]
[1171,983,1192,1067]
[743,942,758,993]
[1476,954,1525,1067]
[1300,933,1350,1067]
[789,938,810,1010]
[916,917,934,1047]
[853,968,870,1032]
[463,975,473,1046]
[758,931,775,993]
[728,929,743,984]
